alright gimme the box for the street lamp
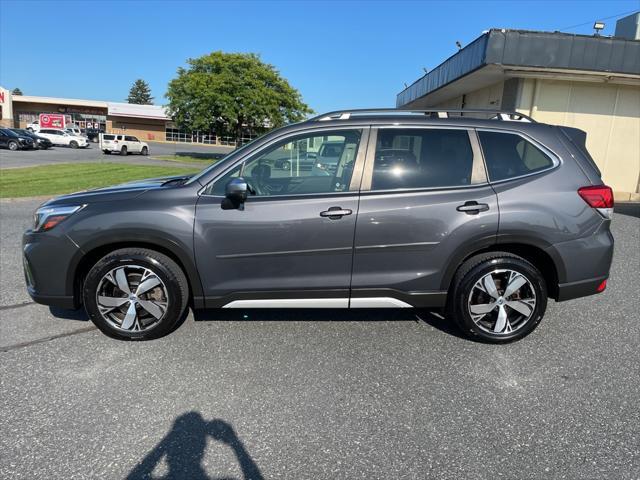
[593,21,605,35]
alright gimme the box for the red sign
[0,91,4,103]
[39,113,66,129]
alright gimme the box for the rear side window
[478,131,555,182]
[371,128,474,190]
[103,135,115,140]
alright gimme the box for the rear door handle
[320,207,353,219]
[456,201,490,214]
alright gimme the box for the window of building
[478,131,555,181]
[371,128,474,191]
[207,130,361,197]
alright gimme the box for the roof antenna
[455,41,462,50]
[422,67,429,73]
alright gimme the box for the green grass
[0,163,201,198]
[154,154,226,165]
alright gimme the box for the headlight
[34,205,86,232]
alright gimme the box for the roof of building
[396,28,640,108]
[107,102,170,120]
[12,94,108,109]
[9,93,171,120]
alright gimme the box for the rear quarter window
[103,135,115,140]
[478,131,555,182]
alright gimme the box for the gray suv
[23,109,614,343]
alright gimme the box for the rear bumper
[556,275,608,301]
[548,219,614,301]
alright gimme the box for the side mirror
[223,177,248,210]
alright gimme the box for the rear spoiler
[558,126,602,177]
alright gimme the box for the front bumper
[23,229,82,309]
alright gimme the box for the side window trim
[359,126,487,193]
[200,126,371,198]
[475,128,561,184]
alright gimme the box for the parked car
[64,126,85,137]
[99,134,149,155]
[37,129,89,148]
[26,120,39,132]
[83,128,104,143]
[23,108,614,342]
[10,128,53,149]
[0,128,34,150]
[315,141,345,172]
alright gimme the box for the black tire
[103,150,111,155]
[447,252,547,343]
[83,248,189,340]
[120,146,127,156]
[141,146,148,156]
[70,140,78,149]
[8,140,18,151]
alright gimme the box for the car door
[125,136,142,153]
[194,127,369,308]
[0,130,8,147]
[350,126,499,308]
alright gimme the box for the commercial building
[396,14,640,200]
[0,88,170,141]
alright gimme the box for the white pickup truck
[99,134,149,156]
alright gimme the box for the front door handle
[456,201,490,214]
[320,207,353,219]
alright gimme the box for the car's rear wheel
[120,146,127,156]
[70,141,78,149]
[8,140,18,151]
[83,248,189,340]
[103,150,111,154]
[141,146,148,156]
[447,252,547,343]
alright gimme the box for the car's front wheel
[141,146,148,156]
[8,140,18,151]
[83,248,189,340]
[447,252,547,343]
[69,141,78,149]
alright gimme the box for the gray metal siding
[397,29,640,107]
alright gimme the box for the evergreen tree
[127,79,154,104]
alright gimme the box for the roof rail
[309,108,535,123]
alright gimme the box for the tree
[12,87,22,95]
[165,52,312,140]
[127,79,154,104]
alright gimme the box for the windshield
[1,129,19,137]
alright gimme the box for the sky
[0,0,638,113]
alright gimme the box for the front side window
[125,136,138,142]
[207,130,361,197]
[371,128,475,191]
[478,131,555,182]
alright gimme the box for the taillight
[578,185,614,219]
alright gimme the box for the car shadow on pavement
[194,308,468,340]
[615,203,640,219]
[127,411,264,480]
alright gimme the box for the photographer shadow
[127,412,263,480]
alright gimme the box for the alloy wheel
[96,265,168,332]
[467,269,537,335]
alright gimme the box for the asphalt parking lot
[0,199,639,479]
[0,141,233,169]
